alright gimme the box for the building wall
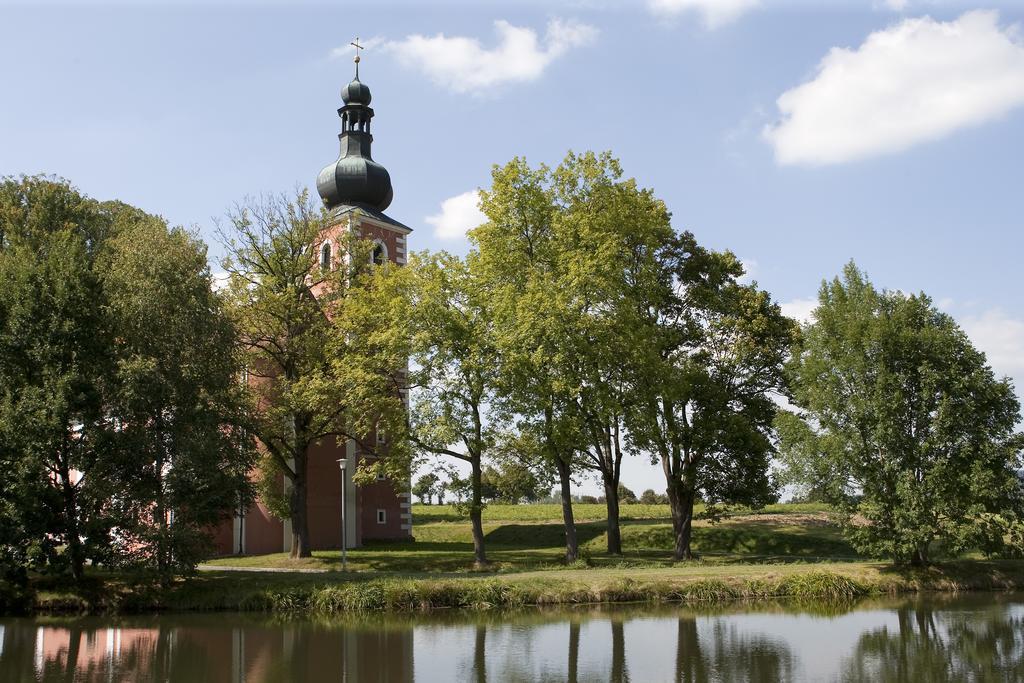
[359,222,403,264]
[242,500,285,556]
[306,437,346,550]
[358,465,411,541]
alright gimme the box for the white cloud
[385,19,597,94]
[764,11,1024,165]
[958,308,1024,385]
[425,190,486,240]
[879,0,909,10]
[781,297,818,324]
[648,0,759,29]
[329,36,387,61]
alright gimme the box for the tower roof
[317,45,393,213]
[341,77,372,105]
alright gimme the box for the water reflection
[1,594,1023,682]
[840,598,1024,682]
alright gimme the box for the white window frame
[376,509,387,524]
[320,242,332,270]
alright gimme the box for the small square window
[376,473,387,482]
[376,509,387,524]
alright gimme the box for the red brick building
[212,58,412,555]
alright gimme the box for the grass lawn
[205,502,855,573]
[24,503,1024,615]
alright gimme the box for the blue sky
[3,0,1023,495]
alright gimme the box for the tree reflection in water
[841,598,1024,682]
[3,595,1024,682]
[674,617,795,683]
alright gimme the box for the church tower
[312,44,413,547]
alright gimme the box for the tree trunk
[675,617,706,683]
[556,456,579,563]
[666,479,696,561]
[910,543,929,567]
[65,628,83,679]
[603,477,622,555]
[59,461,86,582]
[289,454,312,559]
[155,445,171,584]
[472,625,486,683]
[611,619,627,683]
[470,457,488,567]
[567,620,580,683]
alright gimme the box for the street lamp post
[337,458,347,572]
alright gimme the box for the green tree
[780,263,1024,564]
[0,176,122,581]
[101,220,255,579]
[639,489,661,505]
[218,193,409,558]
[0,176,254,582]
[412,472,439,504]
[473,157,585,560]
[409,252,499,566]
[484,452,551,503]
[474,152,677,559]
[617,483,638,504]
[549,152,678,554]
[625,234,794,560]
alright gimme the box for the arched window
[320,242,332,270]
[371,240,388,266]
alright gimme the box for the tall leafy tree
[474,151,687,557]
[101,220,255,579]
[0,175,255,581]
[218,192,409,558]
[0,176,120,580]
[625,233,794,560]
[409,251,499,566]
[473,156,582,561]
[548,152,678,554]
[779,263,1024,565]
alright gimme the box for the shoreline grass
[24,560,1024,616]
[17,503,1024,616]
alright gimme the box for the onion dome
[341,78,371,105]
[317,48,393,212]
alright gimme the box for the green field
[205,502,855,573]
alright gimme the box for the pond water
[1,593,1022,682]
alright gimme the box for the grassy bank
[205,502,854,573]
[21,503,1024,616]
[28,560,1024,615]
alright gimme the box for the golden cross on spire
[351,36,364,78]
